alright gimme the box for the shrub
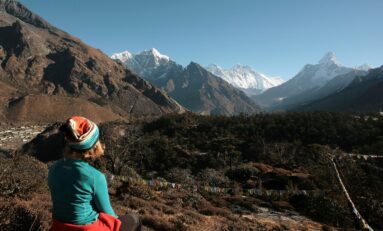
[197,201,231,218]
[196,168,231,187]
[0,155,48,198]
[142,215,176,231]
[289,194,354,228]
[226,164,260,183]
[164,168,195,185]
[0,200,43,231]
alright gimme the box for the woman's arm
[93,173,118,217]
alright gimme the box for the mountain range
[0,0,184,123]
[113,48,383,113]
[1,0,381,121]
[112,49,283,97]
[296,65,383,112]
[206,64,284,96]
[112,49,260,115]
[254,52,372,110]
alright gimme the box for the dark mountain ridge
[149,62,260,115]
[0,0,52,30]
[255,52,356,109]
[113,49,260,115]
[270,69,368,111]
[0,0,184,123]
[297,66,383,112]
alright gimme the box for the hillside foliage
[3,112,383,230]
[97,112,383,229]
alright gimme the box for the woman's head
[60,116,105,160]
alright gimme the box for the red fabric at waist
[50,212,121,231]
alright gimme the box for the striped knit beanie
[64,116,99,151]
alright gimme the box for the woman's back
[48,158,115,225]
[49,116,140,231]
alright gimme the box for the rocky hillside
[0,0,184,123]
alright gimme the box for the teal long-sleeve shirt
[48,158,117,225]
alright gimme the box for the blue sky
[19,0,383,79]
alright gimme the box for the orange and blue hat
[63,116,99,150]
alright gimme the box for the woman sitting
[48,116,141,231]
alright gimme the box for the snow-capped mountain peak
[110,51,132,63]
[112,48,283,96]
[319,51,341,66]
[355,64,373,71]
[206,64,284,95]
[295,52,350,83]
[141,48,170,61]
[111,48,178,81]
[111,48,171,64]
